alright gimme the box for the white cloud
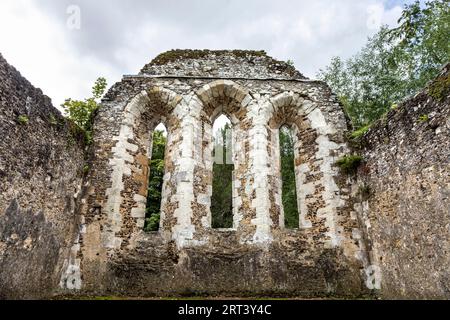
[0,0,408,110]
[0,0,121,111]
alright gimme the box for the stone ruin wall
[0,53,86,299]
[355,64,450,299]
[1,49,448,299]
[62,50,368,297]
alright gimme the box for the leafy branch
[62,77,107,144]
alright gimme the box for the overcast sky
[0,0,419,111]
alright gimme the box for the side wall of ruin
[0,54,86,299]
[356,64,450,299]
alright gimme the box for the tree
[387,0,450,92]
[279,126,299,229]
[211,123,234,229]
[62,77,107,143]
[144,130,167,232]
[318,0,450,128]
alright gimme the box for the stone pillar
[103,92,152,250]
[238,98,274,244]
[160,95,207,247]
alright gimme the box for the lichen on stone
[150,49,267,66]
[428,71,450,102]
[140,49,304,79]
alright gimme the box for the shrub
[336,155,363,175]
[62,77,107,144]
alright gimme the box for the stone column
[160,95,207,247]
[240,98,274,244]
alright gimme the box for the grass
[54,294,378,301]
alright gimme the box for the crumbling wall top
[139,49,306,79]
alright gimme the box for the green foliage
[211,162,234,229]
[144,130,167,232]
[418,114,429,123]
[211,123,234,229]
[18,115,29,125]
[279,126,299,229]
[92,77,107,100]
[144,213,161,233]
[318,0,450,128]
[336,155,363,175]
[286,59,295,66]
[83,165,90,174]
[387,1,450,90]
[62,77,107,144]
[350,125,371,140]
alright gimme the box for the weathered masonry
[2,50,448,299]
[0,53,85,299]
[355,64,450,299]
[58,50,368,297]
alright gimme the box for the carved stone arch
[264,92,314,229]
[147,86,183,118]
[268,91,316,130]
[196,80,253,124]
[191,80,255,234]
[266,90,346,248]
[103,86,183,250]
[130,86,182,132]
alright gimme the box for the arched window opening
[144,123,167,232]
[279,125,299,229]
[211,114,234,229]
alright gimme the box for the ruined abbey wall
[60,51,368,297]
[0,50,448,300]
[0,54,86,299]
[356,64,450,299]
